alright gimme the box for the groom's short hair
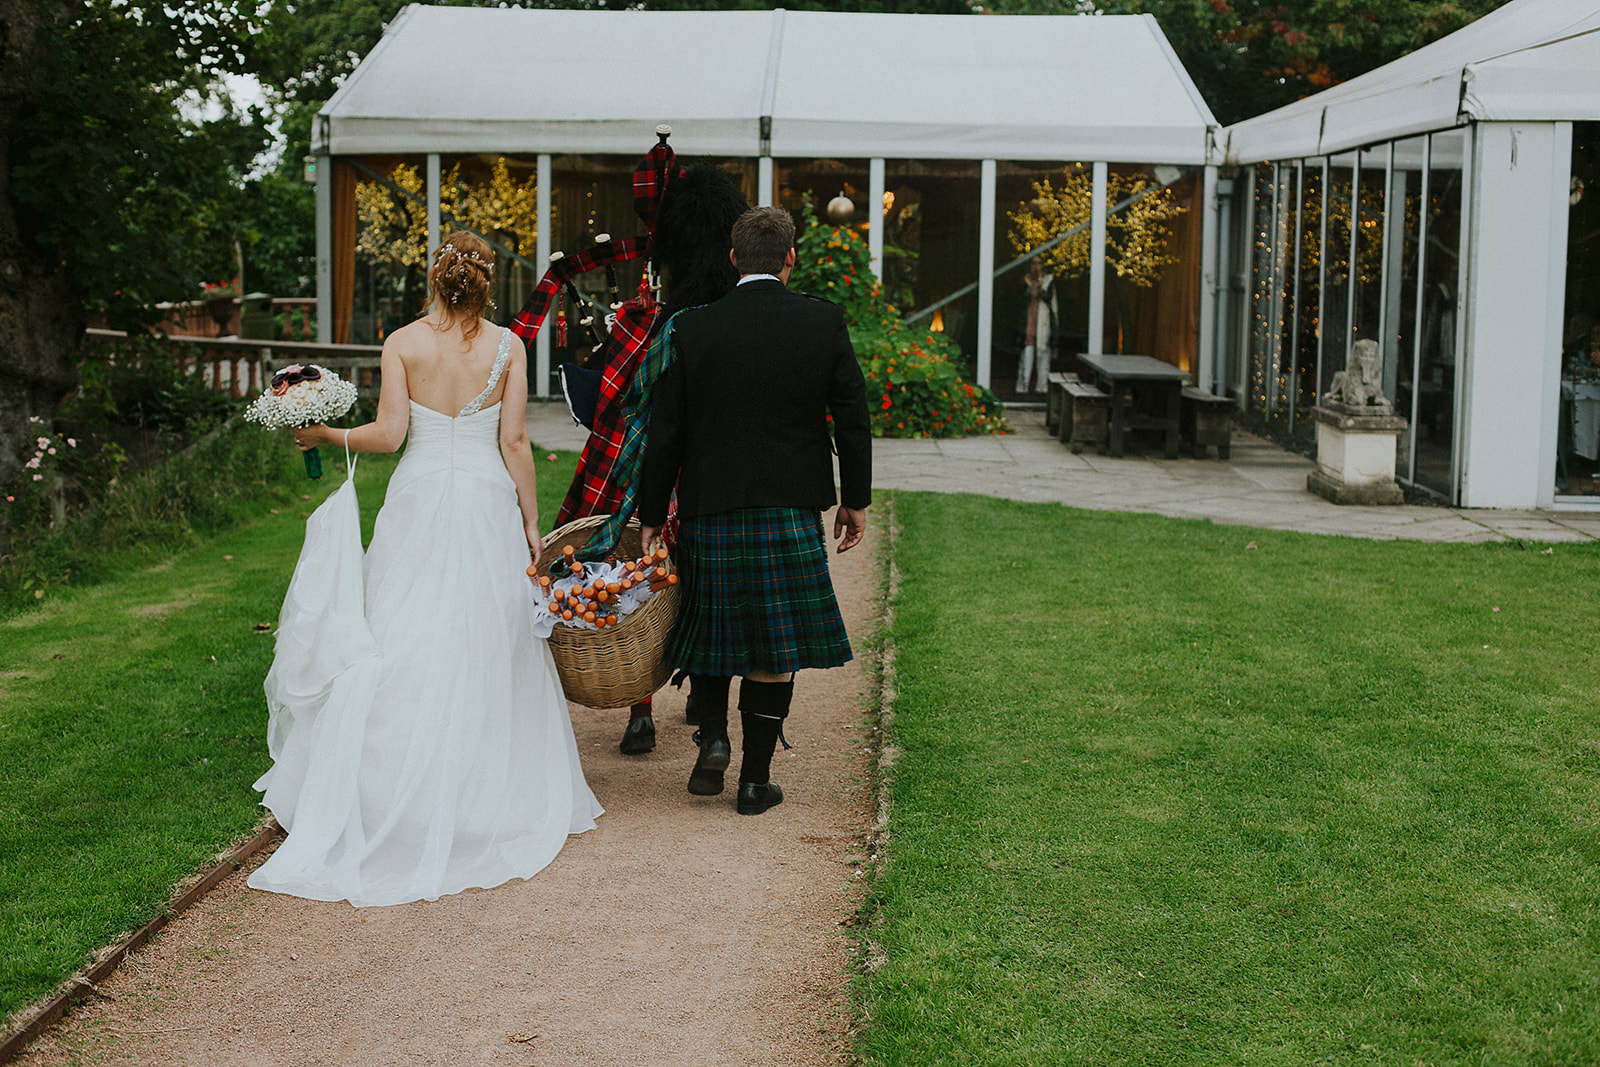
[730,207,795,276]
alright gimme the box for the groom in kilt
[638,206,870,816]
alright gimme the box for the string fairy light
[1244,161,1423,425]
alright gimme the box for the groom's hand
[833,506,866,554]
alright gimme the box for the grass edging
[853,495,902,1008]
[871,495,901,857]
[0,817,284,1066]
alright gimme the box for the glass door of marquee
[1558,122,1600,498]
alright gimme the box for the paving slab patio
[529,401,1600,544]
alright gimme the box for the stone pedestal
[1307,403,1408,505]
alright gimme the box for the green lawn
[860,492,1600,1067]
[0,446,579,1023]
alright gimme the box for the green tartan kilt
[667,507,853,677]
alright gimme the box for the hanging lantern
[826,194,856,224]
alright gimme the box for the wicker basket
[538,514,679,709]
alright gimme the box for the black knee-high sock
[739,714,781,785]
[737,679,794,785]
[689,674,731,740]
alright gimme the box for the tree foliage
[984,0,1513,125]
[356,165,432,270]
[0,0,269,500]
[10,0,270,314]
[223,164,318,297]
[351,157,541,329]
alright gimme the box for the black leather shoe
[619,715,655,755]
[687,730,731,795]
[736,781,783,816]
[683,692,704,726]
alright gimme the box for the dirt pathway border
[0,820,284,1065]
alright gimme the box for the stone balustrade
[84,328,384,399]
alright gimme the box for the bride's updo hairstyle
[428,230,495,342]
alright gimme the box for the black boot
[736,678,793,815]
[687,675,731,795]
[737,780,784,816]
[619,702,655,755]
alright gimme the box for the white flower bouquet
[243,364,358,478]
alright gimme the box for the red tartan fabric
[632,142,679,234]
[555,285,660,526]
[508,238,645,349]
[512,141,689,535]
[553,300,680,550]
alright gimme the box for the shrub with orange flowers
[791,201,1007,439]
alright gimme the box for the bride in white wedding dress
[249,231,602,908]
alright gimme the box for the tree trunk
[402,263,421,325]
[0,0,85,504]
[1110,273,1134,354]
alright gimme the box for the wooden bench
[1180,386,1233,459]
[1057,378,1110,454]
[1044,372,1076,435]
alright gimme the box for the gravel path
[19,525,882,1067]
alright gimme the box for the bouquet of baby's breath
[243,364,358,478]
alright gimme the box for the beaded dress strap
[458,328,513,417]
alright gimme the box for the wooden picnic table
[1075,352,1190,458]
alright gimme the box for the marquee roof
[317,6,1218,164]
[1222,0,1600,164]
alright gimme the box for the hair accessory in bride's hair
[435,242,494,275]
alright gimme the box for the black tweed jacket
[637,278,872,524]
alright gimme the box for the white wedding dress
[250,328,602,907]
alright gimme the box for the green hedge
[2,340,307,616]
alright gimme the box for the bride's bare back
[299,231,543,559]
[391,314,509,416]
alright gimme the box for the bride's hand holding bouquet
[292,422,337,459]
[244,364,359,478]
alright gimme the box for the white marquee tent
[317,6,1217,164]
[313,5,1223,391]
[1211,0,1600,509]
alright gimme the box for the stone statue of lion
[1328,339,1390,411]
